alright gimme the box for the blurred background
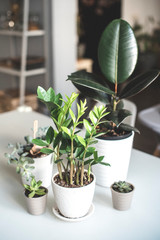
[0,0,160,156]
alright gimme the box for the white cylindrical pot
[92,132,134,187]
[52,172,95,218]
[24,188,48,215]
[22,153,53,188]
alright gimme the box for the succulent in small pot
[4,124,54,187]
[24,177,48,215]
[111,181,135,211]
[36,86,110,218]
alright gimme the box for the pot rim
[52,171,95,190]
[96,131,133,141]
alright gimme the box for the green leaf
[77,135,86,147]
[46,126,54,144]
[120,70,160,98]
[32,139,48,147]
[53,132,62,148]
[119,123,140,134]
[69,109,76,122]
[67,70,111,104]
[89,111,97,125]
[40,148,54,154]
[83,119,92,134]
[98,19,138,84]
[37,86,46,100]
[61,126,71,137]
[46,88,55,102]
[29,191,35,198]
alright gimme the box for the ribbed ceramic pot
[92,132,134,187]
[22,153,53,188]
[111,183,135,211]
[24,188,48,215]
[52,172,95,218]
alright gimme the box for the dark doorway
[78,0,121,74]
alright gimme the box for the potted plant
[67,18,160,187]
[4,123,54,188]
[110,181,135,211]
[35,86,110,219]
[24,176,48,215]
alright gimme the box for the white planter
[22,153,53,188]
[92,132,134,187]
[24,188,48,215]
[52,172,95,218]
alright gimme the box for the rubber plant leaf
[120,70,160,98]
[67,70,113,104]
[98,19,138,84]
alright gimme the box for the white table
[0,110,160,240]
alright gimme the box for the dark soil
[96,125,130,138]
[54,172,94,188]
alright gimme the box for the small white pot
[24,188,48,215]
[92,132,134,187]
[111,183,135,211]
[52,172,95,218]
[22,153,53,188]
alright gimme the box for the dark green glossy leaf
[120,70,160,98]
[53,132,62,148]
[46,126,54,144]
[67,70,112,103]
[119,123,140,134]
[98,19,138,84]
[107,109,132,126]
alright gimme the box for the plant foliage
[67,19,160,134]
[36,86,110,186]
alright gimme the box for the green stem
[70,138,74,185]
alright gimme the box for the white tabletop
[0,110,160,240]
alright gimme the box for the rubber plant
[35,86,110,186]
[67,19,160,135]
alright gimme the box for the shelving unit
[0,0,49,106]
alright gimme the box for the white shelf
[0,66,46,77]
[0,0,49,106]
[0,30,45,37]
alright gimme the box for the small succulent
[24,177,47,198]
[112,181,133,193]
[4,126,53,180]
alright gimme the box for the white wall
[122,0,160,32]
[51,0,77,100]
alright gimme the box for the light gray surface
[0,110,160,240]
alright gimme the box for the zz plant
[67,19,160,135]
[35,86,110,186]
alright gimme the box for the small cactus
[112,181,133,193]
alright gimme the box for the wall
[51,0,77,100]
[122,0,160,31]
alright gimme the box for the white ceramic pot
[111,183,135,211]
[22,153,53,188]
[92,132,134,187]
[52,172,95,218]
[24,188,48,215]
